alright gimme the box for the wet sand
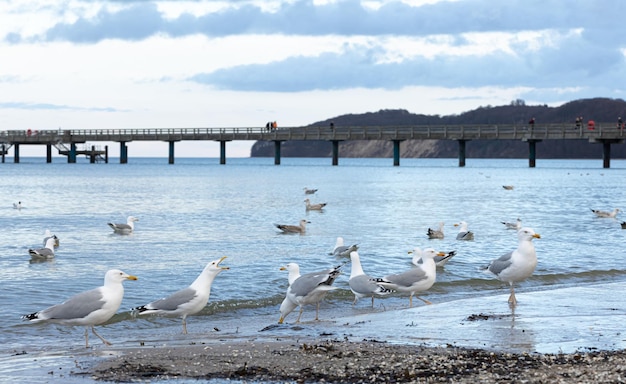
[88,282,626,383]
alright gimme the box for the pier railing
[1,123,625,143]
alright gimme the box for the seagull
[427,222,444,239]
[21,269,137,347]
[304,198,327,211]
[274,219,310,234]
[454,221,474,241]
[108,216,139,234]
[43,229,60,248]
[502,185,514,190]
[348,251,393,307]
[303,187,318,195]
[132,257,229,334]
[591,208,621,218]
[483,227,541,307]
[329,237,359,257]
[621,222,626,229]
[411,247,457,267]
[501,218,522,230]
[377,248,446,307]
[28,236,57,260]
[13,201,22,209]
[278,263,341,323]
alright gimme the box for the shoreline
[90,339,626,383]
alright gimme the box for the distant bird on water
[621,222,626,229]
[454,221,474,241]
[591,208,620,218]
[502,185,514,190]
[303,187,318,195]
[427,222,445,239]
[304,198,327,211]
[483,227,541,307]
[275,219,310,234]
[501,218,522,230]
[108,216,139,234]
[13,201,22,209]
[329,237,358,258]
[28,236,57,261]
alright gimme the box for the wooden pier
[1,123,624,167]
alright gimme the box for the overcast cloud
[1,0,625,157]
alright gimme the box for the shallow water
[2,156,626,382]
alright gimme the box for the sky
[1,0,625,158]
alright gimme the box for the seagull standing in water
[108,216,139,234]
[22,269,137,347]
[348,251,393,307]
[133,257,229,334]
[484,227,541,307]
[278,263,341,323]
[377,248,446,307]
[274,219,310,234]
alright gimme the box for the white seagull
[329,237,359,258]
[377,248,446,307]
[427,222,445,239]
[454,221,474,241]
[411,247,457,268]
[108,216,139,234]
[13,201,23,209]
[348,251,393,307]
[484,227,541,307]
[591,208,621,218]
[133,257,229,334]
[278,263,341,324]
[304,198,327,211]
[28,236,57,260]
[501,218,522,230]
[22,269,137,347]
[43,229,60,248]
[274,219,310,234]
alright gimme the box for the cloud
[0,101,123,112]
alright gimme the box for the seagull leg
[508,284,517,307]
[415,296,432,305]
[315,302,321,321]
[371,296,375,308]
[182,317,188,334]
[295,306,304,323]
[91,326,112,346]
[84,327,89,348]
[409,294,413,308]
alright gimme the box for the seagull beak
[217,256,229,270]
[279,266,287,271]
[437,252,447,257]
[533,233,541,239]
[127,275,138,281]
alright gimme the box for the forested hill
[250,98,626,159]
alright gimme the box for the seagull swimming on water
[303,187,318,195]
[22,269,137,347]
[28,236,57,260]
[13,201,22,209]
[132,257,229,334]
[501,218,522,230]
[427,222,445,239]
[454,221,474,241]
[108,216,139,234]
[329,237,358,257]
[304,198,327,211]
[278,263,341,323]
[274,219,310,234]
[348,251,393,307]
[411,247,457,267]
[591,208,621,218]
[377,248,446,307]
[483,227,541,307]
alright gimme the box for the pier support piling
[603,142,611,168]
[274,140,282,165]
[393,140,402,166]
[458,140,466,167]
[68,143,77,163]
[120,142,128,164]
[168,141,175,164]
[46,144,52,163]
[331,140,340,166]
[220,141,226,164]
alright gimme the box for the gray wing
[29,248,53,257]
[291,268,339,296]
[456,231,474,240]
[384,268,426,287]
[487,251,514,276]
[109,223,131,230]
[144,288,198,311]
[40,288,105,320]
[349,274,380,295]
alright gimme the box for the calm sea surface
[1,156,626,382]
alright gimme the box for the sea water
[1,156,626,382]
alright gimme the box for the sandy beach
[82,282,626,382]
